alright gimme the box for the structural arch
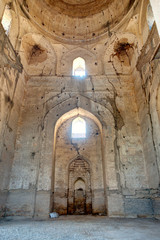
[54,107,103,137]
[33,95,119,218]
[52,107,106,215]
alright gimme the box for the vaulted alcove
[51,108,106,215]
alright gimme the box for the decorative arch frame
[67,155,91,214]
[68,155,92,194]
[60,47,99,76]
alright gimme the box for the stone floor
[0,216,160,240]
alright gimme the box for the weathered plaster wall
[0,23,24,217]
[134,23,160,218]
[5,70,149,218]
[0,0,160,220]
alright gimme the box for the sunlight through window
[72,117,86,138]
[72,57,86,77]
[147,4,155,30]
[1,5,12,35]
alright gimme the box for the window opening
[72,57,86,77]
[72,117,86,138]
[1,5,12,34]
[147,4,155,30]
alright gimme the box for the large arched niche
[34,95,119,218]
[52,108,104,215]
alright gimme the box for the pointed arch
[60,47,99,76]
[35,97,117,217]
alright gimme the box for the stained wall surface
[0,0,160,219]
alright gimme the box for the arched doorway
[74,178,86,214]
[68,156,92,214]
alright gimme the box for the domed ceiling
[18,0,136,44]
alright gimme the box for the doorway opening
[74,179,86,214]
[68,157,92,215]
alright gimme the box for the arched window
[147,4,154,30]
[72,117,86,138]
[1,5,12,35]
[72,57,86,77]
